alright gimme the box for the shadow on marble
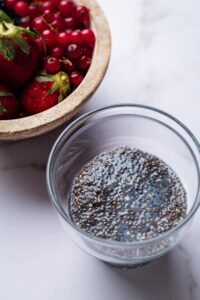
[0,123,69,205]
[92,248,193,300]
[0,111,95,206]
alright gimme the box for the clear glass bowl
[46,104,200,268]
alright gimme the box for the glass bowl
[46,104,200,268]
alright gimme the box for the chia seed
[70,147,187,242]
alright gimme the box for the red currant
[75,5,90,28]
[51,19,64,32]
[35,37,46,55]
[59,0,76,17]
[54,11,62,20]
[82,46,93,58]
[14,1,29,17]
[64,17,76,29]
[65,29,73,34]
[57,32,71,48]
[82,29,95,48]
[20,16,31,28]
[78,55,91,71]
[71,30,83,45]
[50,47,64,59]
[5,0,17,10]
[43,9,54,22]
[32,17,48,33]
[44,57,61,74]
[28,4,39,19]
[67,44,82,60]
[62,59,75,73]
[70,71,83,87]
[51,0,60,10]
[42,29,56,46]
[41,1,54,12]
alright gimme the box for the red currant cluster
[5,0,96,88]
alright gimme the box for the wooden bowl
[0,0,111,140]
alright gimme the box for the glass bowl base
[104,261,150,270]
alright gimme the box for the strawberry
[0,10,41,90]
[21,71,70,114]
[0,83,19,119]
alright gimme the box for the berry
[0,2,95,118]
[32,17,48,33]
[44,57,61,74]
[43,9,54,22]
[57,32,71,48]
[65,28,73,34]
[62,58,75,73]
[14,1,29,17]
[0,84,19,119]
[50,47,64,59]
[0,22,41,89]
[51,0,60,10]
[35,37,46,55]
[78,55,91,71]
[20,16,30,28]
[75,5,90,28]
[21,71,70,114]
[71,30,83,45]
[51,18,64,32]
[82,46,93,58]
[67,43,82,60]
[64,17,76,29]
[42,29,56,46]
[70,71,83,88]
[54,11,62,20]
[41,1,54,12]
[82,29,95,48]
[5,0,17,10]
[28,3,39,19]
[59,0,76,17]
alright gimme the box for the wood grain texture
[0,0,111,140]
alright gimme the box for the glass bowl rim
[46,103,200,247]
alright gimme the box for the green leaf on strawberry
[0,91,13,97]
[47,82,60,95]
[0,10,12,23]
[0,11,37,60]
[4,39,15,60]
[18,27,36,38]
[21,71,71,114]
[0,39,8,60]
[0,12,41,89]
[36,74,55,83]
[0,84,18,119]
[0,104,6,114]
[13,34,30,55]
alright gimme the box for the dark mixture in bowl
[70,147,187,242]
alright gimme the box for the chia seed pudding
[70,147,187,242]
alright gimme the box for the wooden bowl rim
[0,0,111,140]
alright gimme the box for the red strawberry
[0,10,41,90]
[21,71,70,114]
[0,83,19,119]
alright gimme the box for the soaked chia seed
[70,147,187,242]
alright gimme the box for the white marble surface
[1,0,200,299]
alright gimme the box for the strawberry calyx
[36,71,70,103]
[0,90,13,114]
[0,104,6,114]
[0,10,36,60]
[0,90,13,97]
